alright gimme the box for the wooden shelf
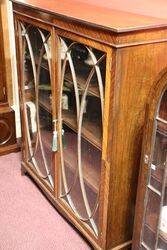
[38,92,52,113]
[143,212,167,247]
[62,110,102,150]
[28,90,102,150]
[28,89,52,114]
[64,71,100,98]
[26,55,49,71]
[142,223,156,249]
[38,125,101,193]
[159,229,167,242]
[150,162,167,187]
[26,55,102,98]
[32,128,54,179]
[40,128,52,151]
[63,132,101,193]
[145,212,157,232]
[61,171,99,228]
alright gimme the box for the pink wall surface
[77,0,167,19]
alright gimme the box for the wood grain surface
[11,0,167,32]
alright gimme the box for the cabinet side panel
[106,42,167,249]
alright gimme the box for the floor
[0,152,91,250]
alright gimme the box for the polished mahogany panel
[77,0,167,20]
[11,0,167,32]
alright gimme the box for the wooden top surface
[11,0,167,33]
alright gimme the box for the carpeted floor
[0,152,91,250]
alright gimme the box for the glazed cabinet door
[133,86,167,249]
[57,35,108,238]
[17,20,54,188]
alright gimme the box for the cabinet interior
[20,22,106,236]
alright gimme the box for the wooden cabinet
[132,72,167,250]
[0,5,17,155]
[12,0,167,249]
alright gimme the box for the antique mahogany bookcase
[11,0,167,249]
[0,5,17,155]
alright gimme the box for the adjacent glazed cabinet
[133,74,167,250]
[12,0,167,249]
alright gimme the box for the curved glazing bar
[77,55,105,235]
[37,29,51,73]
[20,23,40,173]
[19,21,54,188]
[36,33,53,187]
[59,38,80,196]
[59,37,106,235]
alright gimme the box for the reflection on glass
[141,90,167,249]
[59,37,106,235]
[20,22,54,188]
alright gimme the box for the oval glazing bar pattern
[58,37,106,236]
[19,21,54,188]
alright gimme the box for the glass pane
[141,246,147,250]
[59,37,106,235]
[158,188,167,250]
[157,90,167,250]
[141,89,167,249]
[20,22,54,188]
[142,189,161,248]
[38,36,54,181]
